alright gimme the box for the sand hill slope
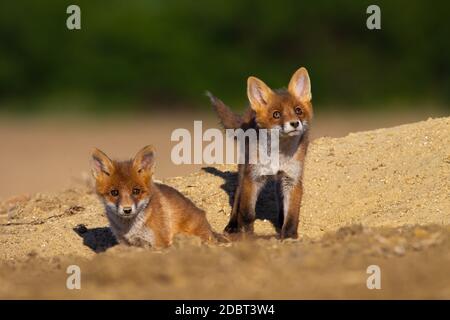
[0,117,449,299]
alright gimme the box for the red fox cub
[91,145,216,248]
[209,67,313,239]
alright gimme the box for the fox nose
[290,121,300,128]
[123,207,132,215]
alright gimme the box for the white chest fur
[251,135,303,182]
[105,207,155,247]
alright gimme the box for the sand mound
[1,117,449,298]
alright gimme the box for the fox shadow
[202,167,280,232]
[73,225,117,253]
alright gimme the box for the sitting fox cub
[209,67,313,239]
[91,145,216,248]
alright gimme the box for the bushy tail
[206,91,242,129]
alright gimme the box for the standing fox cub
[91,145,217,248]
[208,67,313,239]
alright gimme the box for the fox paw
[280,229,298,240]
[224,222,239,234]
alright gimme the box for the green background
[0,0,448,114]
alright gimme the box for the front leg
[280,177,303,239]
[236,174,265,233]
[275,180,284,233]
[224,181,242,233]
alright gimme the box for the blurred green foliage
[0,0,449,113]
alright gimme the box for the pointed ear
[91,148,114,179]
[247,76,273,111]
[288,67,312,102]
[133,145,155,175]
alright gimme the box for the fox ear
[91,148,114,179]
[247,76,273,110]
[133,145,155,175]
[288,67,312,102]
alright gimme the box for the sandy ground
[0,116,449,299]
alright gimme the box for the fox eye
[273,111,281,119]
[110,189,119,197]
[132,188,141,195]
[295,107,303,115]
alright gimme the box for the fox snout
[289,120,300,128]
[122,206,133,215]
[118,200,137,217]
[104,199,136,218]
[100,190,139,218]
[283,120,304,136]
[118,193,135,215]
[104,192,151,219]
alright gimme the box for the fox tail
[206,91,242,130]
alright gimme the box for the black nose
[123,207,132,214]
[290,121,300,128]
